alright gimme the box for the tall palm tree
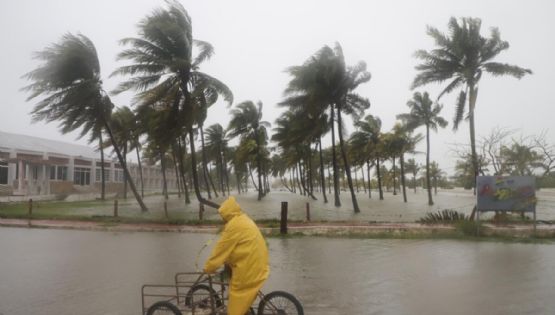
[112,1,232,209]
[23,33,148,212]
[281,44,371,212]
[228,101,270,201]
[397,92,447,206]
[329,44,371,213]
[412,17,532,194]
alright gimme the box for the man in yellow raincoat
[204,196,270,315]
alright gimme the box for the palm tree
[412,17,532,193]
[23,33,148,212]
[398,92,447,206]
[429,161,445,194]
[390,123,423,202]
[351,114,383,200]
[405,158,421,193]
[500,143,542,176]
[110,106,137,199]
[205,123,229,196]
[112,1,232,209]
[281,43,371,212]
[228,101,270,201]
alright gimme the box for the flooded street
[63,189,555,223]
[1,227,555,314]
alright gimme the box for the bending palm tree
[22,33,148,212]
[397,92,447,206]
[412,17,531,197]
[228,101,270,201]
[112,1,232,209]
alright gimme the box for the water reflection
[0,228,554,314]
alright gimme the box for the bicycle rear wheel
[146,301,182,315]
[184,284,223,310]
[257,291,303,315]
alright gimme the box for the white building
[0,130,177,196]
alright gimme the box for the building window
[50,166,68,181]
[50,166,56,180]
[57,166,68,180]
[114,170,125,183]
[0,161,7,185]
[95,168,110,182]
[32,166,38,180]
[74,167,91,186]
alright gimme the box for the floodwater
[63,188,555,223]
[1,227,555,315]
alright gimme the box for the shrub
[419,209,468,223]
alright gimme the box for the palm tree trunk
[318,138,328,203]
[172,151,182,198]
[469,84,479,197]
[281,177,293,192]
[199,125,213,199]
[160,150,168,200]
[170,150,181,197]
[392,156,397,195]
[308,147,314,195]
[289,169,295,193]
[254,129,264,201]
[361,166,367,193]
[366,160,372,199]
[327,165,332,195]
[354,167,359,193]
[123,143,128,199]
[217,148,225,196]
[434,176,438,195]
[298,161,306,194]
[336,107,360,213]
[295,164,303,195]
[249,165,260,192]
[188,128,220,209]
[222,150,230,196]
[177,137,191,204]
[135,143,144,198]
[102,120,148,212]
[413,172,417,194]
[299,160,317,200]
[207,164,219,197]
[244,170,248,192]
[376,158,383,200]
[236,170,241,194]
[99,136,105,200]
[400,154,407,203]
[426,124,434,206]
[330,105,341,207]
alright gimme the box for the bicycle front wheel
[146,301,182,315]
[257,291,303,315]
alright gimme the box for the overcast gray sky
[1,0,553,175]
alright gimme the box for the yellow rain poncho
[204,197,270,315]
